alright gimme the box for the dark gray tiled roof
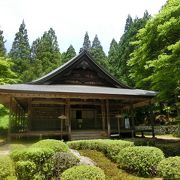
[0,84,157,97]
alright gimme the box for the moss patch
[79,150,161,180]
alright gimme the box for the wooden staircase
[71,130,107,140]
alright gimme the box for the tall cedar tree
[90,35,108,68]
[79,32,91,53]
[108,39,119,76]
[9,20,31,76]
[62,45,76,63]
[24,28,61,81]
[108,12,150,86]
[0,29,6,57]
[128,0,180,112]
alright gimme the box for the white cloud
[0,0,167,53]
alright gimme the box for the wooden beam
[65,99,71,140]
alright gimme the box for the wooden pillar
[65,99,71,140]
[8,96,13,142]
[117,117,120,138]
[130,103,135,138]
[106,99,111,137]
[28,98,32,131]
[101,100,106,131]
[149,100,155,138]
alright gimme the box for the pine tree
[9,20,31,75]
[0,29,6,57]
[79,32,91,52]
[90,35,107,68]
[62,45,76,63]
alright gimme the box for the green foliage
[31,139,69,153]
[0,115,9,135]
[51,152,80,178]
[61,165,105,180]
[67,139,134,161]
[157,156,180,179]
[15,160,36,180]
[0,29,6,56]
[0,57,18,84]
[128,0,180,105]
[62,45,76,63]
[117,146,164,177]
[10,147,54,165]
[0,156,15,179]
[9,20,31,77]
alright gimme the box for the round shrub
[10,147,54,165]
[117,146,164,177]
[67,139,134,161]
[51,152,80,178]
[61,165,105,180]
[15,160,36,180]
[157,156,180,179]
[0,156,15,179]
[31,139,69,153]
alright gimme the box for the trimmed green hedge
[10,147,54,165]
[31,139,69,153]
[117,146,164,177]
[67,139,134,161]
[15,160,36,180]
[0,156,15,179]
[61,165,105,180]
[157,156,180,179]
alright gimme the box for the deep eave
[0,84,157,97]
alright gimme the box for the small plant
[0,156,15,179]
[15,160,36,180]
[157,156,180,179]
[31,139,69,153]
[117,146,164,177]
[61,165,105,180]
[51,152,80,178]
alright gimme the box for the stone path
[70,149,96,166]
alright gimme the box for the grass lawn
[79,150,162,180]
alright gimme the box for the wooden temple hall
[0,51,157,140]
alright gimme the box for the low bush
[61,165,105,180]
[15,160,36,180]
[67,139,134,161]
[10,147,54,165]
[31,139,69,153]
[157,156,180,179]
[117,146,164,177]
[10,144,26,151]
[0,156,15,179]
[51,152,80,178]
[155,143,180,157]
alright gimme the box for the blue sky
[0,0,167,54]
